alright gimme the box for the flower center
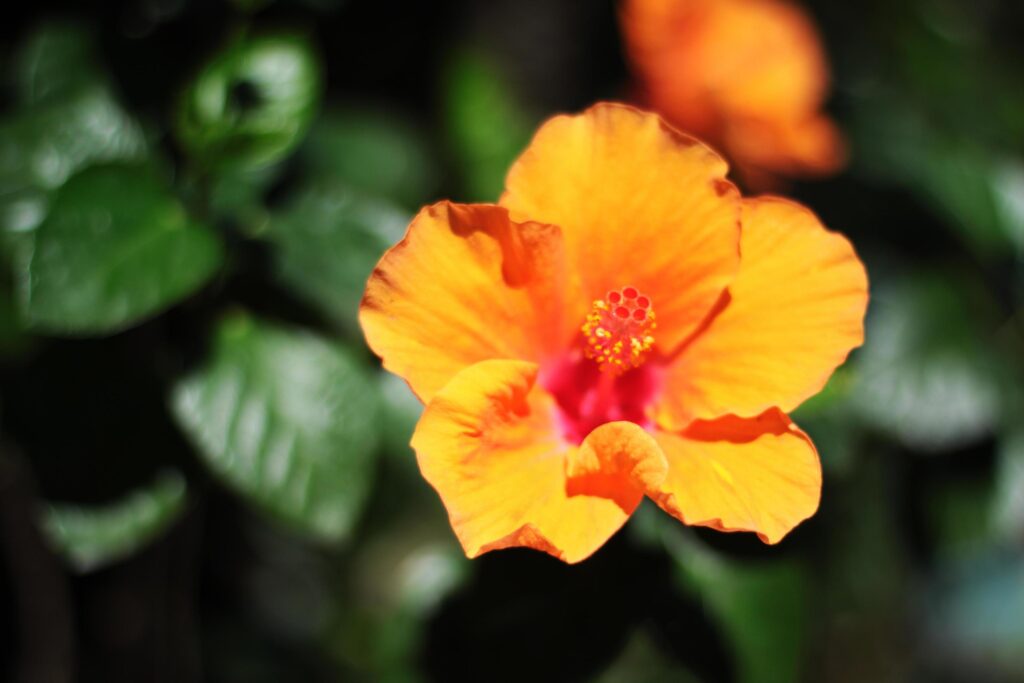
[581,286,656,374]
[542,350,660,445]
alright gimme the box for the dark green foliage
[20,164,223,333]
[176,33,322,172]
[41,470,189,571]
[263,180,408,336]
[171,314,379,542]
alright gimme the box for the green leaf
[40,470,188,572]
[851,91,1024,259]
[442,49,534,202]
[12,22,102,106]
[0,83,148,239]
[993,430,1024,542]
[851,271,1004,452]
[264,180,407,335]
[907,138,1024,259]
[0,22,147,250]
[171,314,379,543]
[19,163,223,334]
[176,33,322,172]
[660,523,807,683]
[300,107,437,208]
[927,145,1024,259]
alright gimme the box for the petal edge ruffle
[656,196,867,429]
[648,409,821,544]
[411,359,634,564]
[360,202,581,403]
[565,420,668,514]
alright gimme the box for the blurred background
[1,0,1023,681]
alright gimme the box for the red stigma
[580,286,658,374]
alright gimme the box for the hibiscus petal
[723,114,846,178]
[500,102,740,351]
[622,0,842,186]
[411,359,634,564]
[360,201,582,403]
[705,0,830,121]
[648,409,821,544]
[656,197,867,429]
[565,421,667,514]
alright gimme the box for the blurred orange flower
[621,0,845,187]
[361,103,867,563]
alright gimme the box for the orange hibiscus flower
[361,103,867,563]
[621,0,845,187]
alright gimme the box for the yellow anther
[580,286,656,374]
